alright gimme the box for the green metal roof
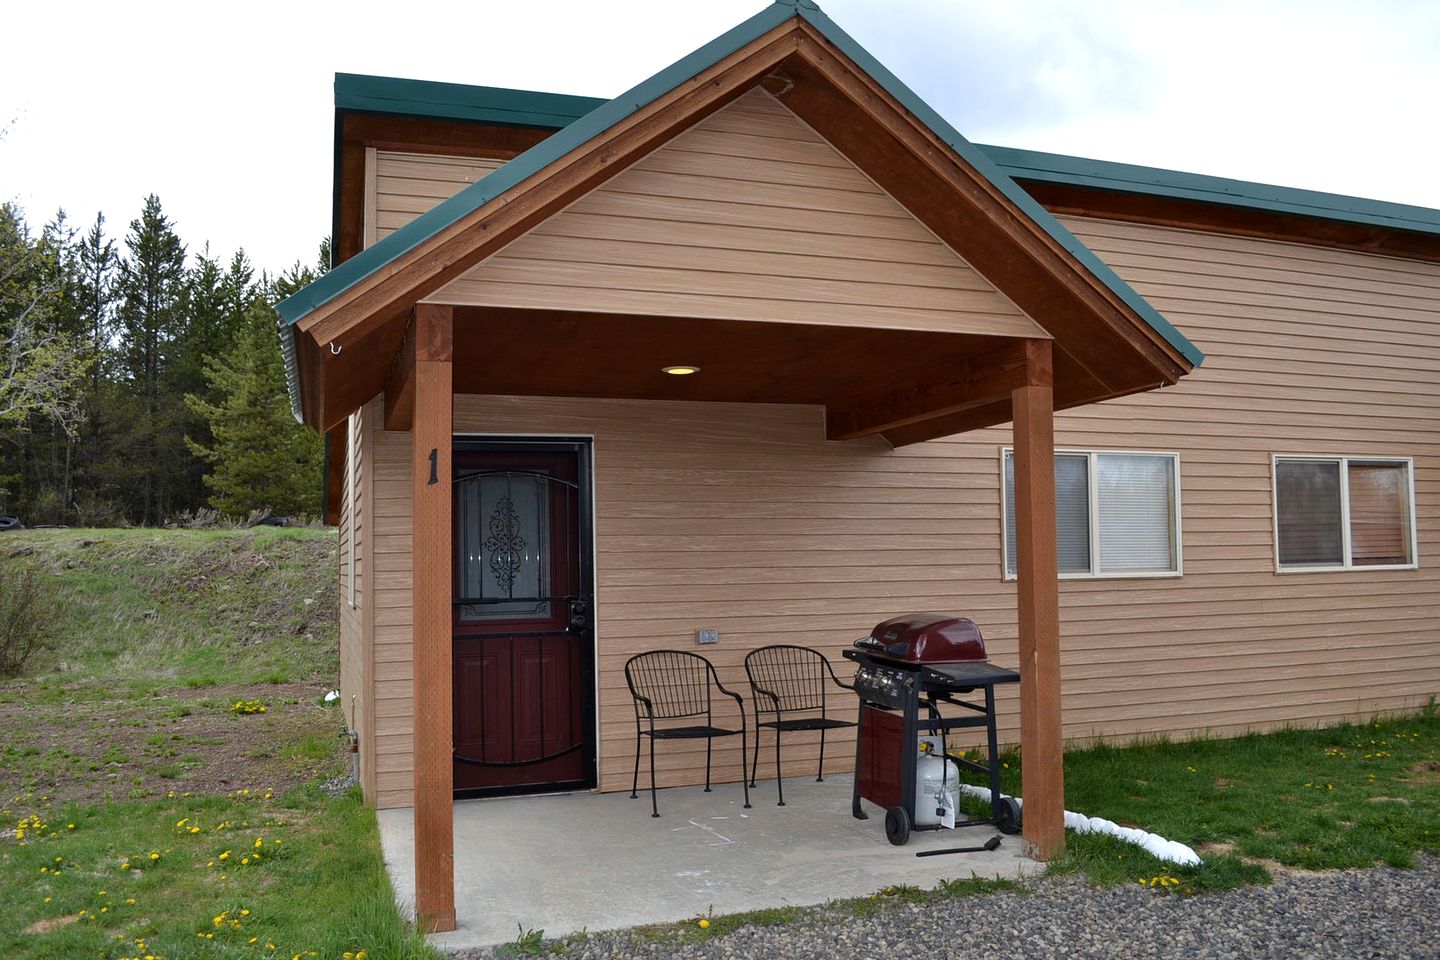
[335,73,604,129]
[278,0,1214,421]
[979,144,1440,238]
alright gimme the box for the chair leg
[817,728,827,782]
[631,727,641,799]
[749,721,760,788]
[774,726,785,807]
[740,730,751,810]
[704,736,713,792]
[648,735,659,818]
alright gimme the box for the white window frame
[1001,447,1183,581]
[1270,454,1418,574]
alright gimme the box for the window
[1272,456,1416,571]
[1003,449,1181,578]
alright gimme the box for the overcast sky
[4,0,1437,272]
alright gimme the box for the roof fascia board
[788,2,1202,368]
[278,2,795,328]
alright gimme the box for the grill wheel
[995,796,1022,836]
[884,805,912,846]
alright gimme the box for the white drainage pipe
[956,784,1203,866]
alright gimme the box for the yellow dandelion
[127,898,136,905]
[241,908,250,916]
[67,823,76,830]
[149,852,160,861]
[241,857,250,865]
[698,919,710,929]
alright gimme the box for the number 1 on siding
[427,448,438,485]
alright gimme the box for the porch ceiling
[450,306,1005,408]
[380,305,1097,445]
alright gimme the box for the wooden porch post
[1011,338,1065,858]
[411,303,456,931]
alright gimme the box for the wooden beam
[826,339,1029,440]
[411,302,455,932]
[384,316,418,431]
[1010,339,1064,860]
[882,398,1013,447]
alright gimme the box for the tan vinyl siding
[359,218,1440,809]
[373,89,1044,339]
[372,152,506,243]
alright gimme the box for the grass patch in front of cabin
[2,784,439,960]
[0,529,342,804]
[961,702,1440,892]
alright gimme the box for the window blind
[1004,452,1091,575]
[1347,462,1410,566]
[1275,460,1343,566]
[1097,454,1174,573]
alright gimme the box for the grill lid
[863,613,986,663]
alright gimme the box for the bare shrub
[72,489,124,528]
[173,507,225,530]
[0,562,54,678]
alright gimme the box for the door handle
[568,599,589,631]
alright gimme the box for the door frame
[451,434,598,798]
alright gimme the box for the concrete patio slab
[377,775,1035,952]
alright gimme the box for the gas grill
[845,613,1021,847]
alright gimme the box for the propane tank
[915,736,960,828]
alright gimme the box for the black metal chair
[744,644,857,806]
[624,650,751,817]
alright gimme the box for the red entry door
[451,444,594,796]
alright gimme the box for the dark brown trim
[1021,180,1440,265]
[383,315,418,431]
[323,424,346,526]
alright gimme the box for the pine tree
[184,293,322,518]
[70,213,122,523]
[171,246,256,510]
[115,195,187,524]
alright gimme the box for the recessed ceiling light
[662,365,700,376]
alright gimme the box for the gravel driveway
[458,856,1439,959]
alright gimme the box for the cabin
[276,0,1440,932]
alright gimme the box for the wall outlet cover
[697,629,720,645]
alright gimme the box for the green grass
[2,786,439,960]
[956,703,1440,892]
[2,528,336,689]
[0,528,438,959]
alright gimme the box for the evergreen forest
[0,196,326,526]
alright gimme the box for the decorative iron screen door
[451,443,595,796]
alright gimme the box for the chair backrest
[624,650,715,720]
[744,644,832,715]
